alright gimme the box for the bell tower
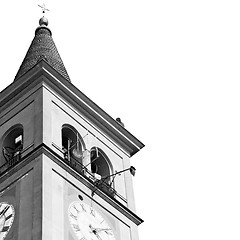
[0,15,144,240]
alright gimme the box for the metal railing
[0,151,22,175]
[0,144,34,176]
[62,152,127,204]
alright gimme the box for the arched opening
[90,147,116,197]
[90,147,112,184]
[1,124,23,166]
[61,124,85,164]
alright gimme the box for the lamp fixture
[102,166,136,180]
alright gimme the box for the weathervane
[38,3,50,15]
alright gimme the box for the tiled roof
[14,17,71,82]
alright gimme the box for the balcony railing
[0,151,22,175]
[0,144,34,176]
[62,152,127,204]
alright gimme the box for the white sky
[1,0,240,239]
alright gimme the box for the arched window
[1,124,23,166]
[90,147,112,184]
[62,124,85,163]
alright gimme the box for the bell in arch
[72,133,82,159]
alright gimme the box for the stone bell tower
[0,14,144,240]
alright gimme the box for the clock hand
[89,225,103,240]
[95,233,103,240]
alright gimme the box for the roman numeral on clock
[79,204,86,212]
[0,206,9,216]
[72,224,80,231]
[1,226,9,232]
[90,207,95,217]
[73,205,80,213]
[5,214,12,221]
[69,212,77,220]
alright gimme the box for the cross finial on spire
[38,3,50,15]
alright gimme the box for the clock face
[68,201,116,240]
[0,202,15,240]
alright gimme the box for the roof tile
[14,20,71,82]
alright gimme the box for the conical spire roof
[14,17,70,82]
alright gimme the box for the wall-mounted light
[102,166,136,180]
